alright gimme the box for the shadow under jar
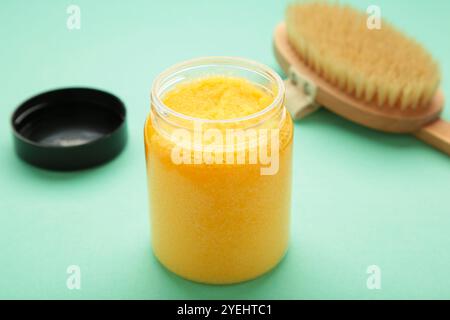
[144,57,293,284]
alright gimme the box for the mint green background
[0,0,449,299]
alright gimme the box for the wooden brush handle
[414,119,450,156]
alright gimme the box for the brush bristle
[286,1,441,109]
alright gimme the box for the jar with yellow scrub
[145,57,293,284]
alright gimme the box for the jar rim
[150,56,285,124]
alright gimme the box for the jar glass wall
[145,57,293,284]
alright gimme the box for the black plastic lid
[11,88,127,171]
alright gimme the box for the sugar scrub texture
[145,76,293,284]
[162,76,274,120]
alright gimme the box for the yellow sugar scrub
[162,76,274,120]
[145,57,293,284]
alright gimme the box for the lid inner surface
[15,100,123,147]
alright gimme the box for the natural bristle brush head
[286,1,441,110]
[275,1,449,155]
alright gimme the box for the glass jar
[145,57,293,284]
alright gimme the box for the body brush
[274,1,449,155]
